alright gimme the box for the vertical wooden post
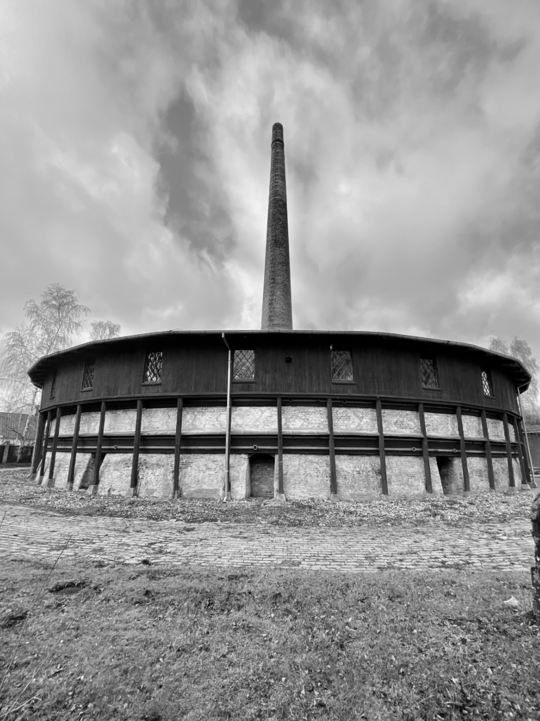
[47,407,62,486]
[39,411,52,480]
[327,398,337,496]
[512,416,528,487]
[502,412,515,488]
[277,398,284,496]
[480,410,495,490]
[30,412,46,478]
[376,399,388,495]
[92,401,106,490]
[173,397,183,498]
[455,406,470,492]
[515,418,532,486]
[130,400,143,495]
[418,403,432,494]
[67,405,82,490]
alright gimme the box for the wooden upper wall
[38,334,520,414]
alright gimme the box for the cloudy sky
[1,0,540,360]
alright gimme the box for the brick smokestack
[261,122,293,330]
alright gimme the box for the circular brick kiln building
[28,124,533,500]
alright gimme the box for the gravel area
[1,469,537,527]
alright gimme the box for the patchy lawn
[0,470,536,527]
[0,558,538,721]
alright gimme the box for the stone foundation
[282,454,330,499]
[335,456,382,500]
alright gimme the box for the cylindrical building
[27,125,533,499]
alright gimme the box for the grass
[0,470,537,527]
[0,559,539,721]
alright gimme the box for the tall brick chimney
[261,122,293,330]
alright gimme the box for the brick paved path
[0,504,534,572]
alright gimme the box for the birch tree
[1,283,89,453]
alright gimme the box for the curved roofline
[27,329,532,389]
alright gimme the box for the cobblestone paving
[0,503,534,572]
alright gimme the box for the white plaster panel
[492,457,510,489]
[230,454,249,500]
[141,407,176,435]
[428,457,443,495]
[424,413,459,437]
[104,409,137,434]
[98,455,132,495]
[73,454,95,490]
[281,407,328,434]
[335,455,382,499]
[137,454,174,497]
[467,457,490,493]
[382,410,421,435]
[461,414,484,439]
[513,457,522,484]
[179,454,222,498]
[79,412,101,435]
[486,418,505,441]
[231,407,277,434]
[282,454,330,499]
[50,452,71,485]
[59,414,76,436]
[332,407,378,434]
[182,407,226,434]
[386,457,426,498]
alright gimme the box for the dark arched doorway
[249,454,275,498]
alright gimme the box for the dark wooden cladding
[37,333,523,415]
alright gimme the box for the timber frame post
[277,397,284,498]
[376,399,388,495]
[30,412,46,479]
[47,408,61,487]
[480,410,496,490]
[173,397,183,498]
[90,401,106,495]
[130,400,143,496]
[327,398,337,497]
[38,411,52,482]
[67,405,82,490]
[418,403,432,494]
[455,406,470,493]
[502,412,516,489]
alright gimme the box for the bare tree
[489,336,540,422]
[1,283,89,456]
[89,320,121,341]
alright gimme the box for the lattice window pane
[143,351,163,383]
[234,349,255,380]
[331,350,354,381]
[481,369,493,397]
[81,358,95,390]
[420,357,439,388]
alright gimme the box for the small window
[481,368,493,397]
[331,350,354,382]
[143,351,163,383]
[81,358,95,390]
[233,349,255,380]
[420,357,439,388]
[50,370,57,399]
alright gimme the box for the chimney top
[272,122,284,145]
